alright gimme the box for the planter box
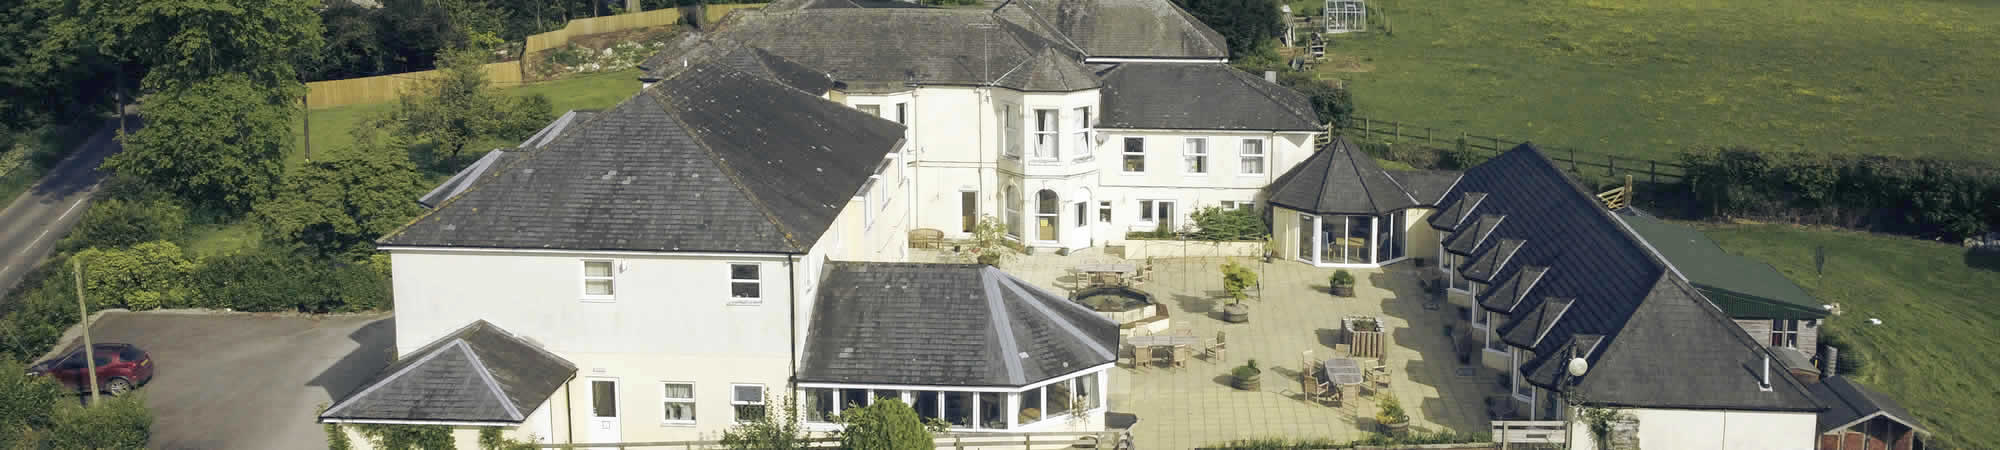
[1343,316,1386,359]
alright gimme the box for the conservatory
[796,262,1118,432]
[1266,137,1459,268]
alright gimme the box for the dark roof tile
[1098,63,1319,131]
[1266,137,1419,214]
[320,321,575,423]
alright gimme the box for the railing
[1335,116,1690,184]
[1491,420,1566,445]
[529,431,1130,449]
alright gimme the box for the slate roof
[1478,265,1546,313]
[419,110,595,207]
[1438,144,1820,412]
[998,0,1229,59]
[1617,208,1828,320]
[716,47,839,96]
[319,321,574,424]
[799,262,1119,387]
[381,61,906,253]
[1810,376,1931,435]
[642,8,1095,91]
[1461,238,1525,283]
[1098,63,1320,131]
[1387,170,1461,206]
[1265,136,1417,214]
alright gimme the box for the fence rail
[1490,420,1566,444]
[1345,116,1688,184]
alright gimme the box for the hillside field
[1317,0,1999,162]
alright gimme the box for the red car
[26,343,154,396]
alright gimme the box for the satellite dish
[1567,357,1589,377]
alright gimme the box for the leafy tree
[190,247,391,313]
[351,423,455,450]
[836,398,941,450]
[73,241,197,311]
[306,3,395,82]
[0,359,152,448]
[377,0,507,71]
[0,0,116,128]
[109,74,291,216]
[0,358,65,444]
[391,49,554,162]
[1277,71,1354,130]
[257,133,429,259]
[720,396,815,450]
[1174,0,1282,58]
[56,0,323,95]
[1220,260,1259,304]
[1190,206,1268,241]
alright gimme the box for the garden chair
[1132,345,1156,369]
[1171,344,1191,368]
[1303,369,1335,405]
[1204,331,1227,362]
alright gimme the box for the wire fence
[1346,116,1690,184]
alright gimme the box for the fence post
[1651,161,1658,184]
[1393,121,1401,140]
[1570,149,1578,172]
[1364,117,1371,138]
[1608,155,1616,177]
[1490,136,1501,152]
[1426,126,1433,143]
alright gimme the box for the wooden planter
[1222,303,1250,323]
[1343,316,1386,359]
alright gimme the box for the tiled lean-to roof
[319,321,574,424]
[799,262,1119,387]
[1811,376,1932,436]
[998,0,1229,59]
[1617,208,1829,320]
[382,61,906,253]
[1440,144,1820,412]
[1099,63,1320,131]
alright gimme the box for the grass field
[1703,224,1999,448]
[1315,0,2000,162]
[187,69,643,257]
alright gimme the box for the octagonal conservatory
[1267,137,1460,268]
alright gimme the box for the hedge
[1680,148,2000,238]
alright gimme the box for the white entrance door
[588,378,621,446]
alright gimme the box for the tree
[306,3,395,82]
[720,396,815,450]
[1278,71,1354,130]
[57,0,323,95]
[257,132,429,259]
[0,359,152,448]
[0,358,65,444]
[108,74,292,216]
[61,197,190,252]
[391,48,554,162]
[835,398,940,450]
[1220,260,1259,304]
[1174,0,1282,58]
[73,241,197,311]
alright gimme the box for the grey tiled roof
[644,8,1093,90]
[1811,376,1931,435]
[1267,137,1418,215]
[1386,170,1461,206]
[717,47,838,96]
[420,111,594,207]
[1478,265,1546,313]
[319,321,574,423]
[995,48,1101,92]
[999,0,1228,59]
[1440,145,1820,412]
[381,61,906,253]
[799,262,1119,387]
[1098,63,1320,131]
[1460,238,1524,283]
[1426,192,1485,231]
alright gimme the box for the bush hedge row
[1680,148,2000,238]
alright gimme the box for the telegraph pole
[74,260,100,406]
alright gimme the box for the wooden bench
[909,228,944,249]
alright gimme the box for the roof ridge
[996,276,1116,360]
[998,0,1089,57]
[1221,64,1320,127]
[454,340,525,421]
[979,267,1029,385]
[644,74,810,253]
[322,331,471,418]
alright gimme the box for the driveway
[60,311,394,450]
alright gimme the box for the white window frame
[860,177,878,227]
[1183,138,1208,174]
[1069,107,1092,162]
[729,263,762,305]
[1511,350,1533,402]
[731,384,766,423]
[1771,319,1801,348]
[1002,104,1021,159]
[1097,201,1112,223]
[662,382,697,425]
[1121,137,1145,173]
[1239,138,1266,175]
[894,102,908,125]
[581,260,616,301]
[1485,311,1507,354]
[858,104,880,116]
[1032,109,1060,161]
[1138,200,1155,223]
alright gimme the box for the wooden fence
[1346,116,1689,185]
[304,3,766,109]
[527,431,1129,449]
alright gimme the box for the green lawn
[1320,0,2000,162]
[1702,224,1999,448]
[186,70,644,257]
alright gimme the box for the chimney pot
[1264,71,1278,83]
[1823,346,1839,376]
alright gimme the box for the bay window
[1033,109,1059,160]
[1070,107,1091,161]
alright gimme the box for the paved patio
[919,248,1496,448]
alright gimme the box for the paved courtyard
[923,248,1497,448]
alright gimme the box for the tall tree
[256,131,430,259]
[106,74,291,216]
[55,0,323,95]
[390,49,553,161]
[1174,0,1282,58]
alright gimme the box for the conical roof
[1267,136,1420,215]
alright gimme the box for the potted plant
[1260,237,1278,264]
[1329,270,1355,297]
[968,215,1007,267]
[1220,260,1258,323]
[1375,392,1409,436]
[1231,359,1262,390]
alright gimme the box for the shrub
[60,197,190,251]
[189,248,391,313]
[1221,260,1259,304]
[477,427,535,450]
[1330,270,1355,287]
[351,423,454,450]
[0,256,84,362]
[0,358,66,444]
[1233,359,1262,379]
[43,394,152,449]
[1191,206,1269,241]
[1374,392,1407,424]
[1680,147,2000,238]
[720,396,813,450]
[73,241,197,311]
[836,398,939,450]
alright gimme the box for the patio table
[1321,358,1365,386]
[1076,263,1138,275]
[1126,335,1201,348]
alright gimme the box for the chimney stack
[1264,71,1277,83]
[1823,346,1838,376]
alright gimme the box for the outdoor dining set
[1297,349,1393,411]
[1124,330,1225,369]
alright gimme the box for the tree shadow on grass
[1965,249,2000,273]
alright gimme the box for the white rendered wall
[1565,407,1818,450]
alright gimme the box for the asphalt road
[67,311,395,450]
[0,116,135,296]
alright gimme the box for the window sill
[1484,347,1508,355]
[727,299,764,306]
[580,296,616,303]
[1512,393,1533,403]
[1119,170,1145,175]
[1238,173,1267,177]
[661,421,697,428]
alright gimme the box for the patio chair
[1370,362,1392,389]
[1171,344,1192,368]
[1304,370,1336,406]
[1132,345,1156,369]
[1203,331,1227,362]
